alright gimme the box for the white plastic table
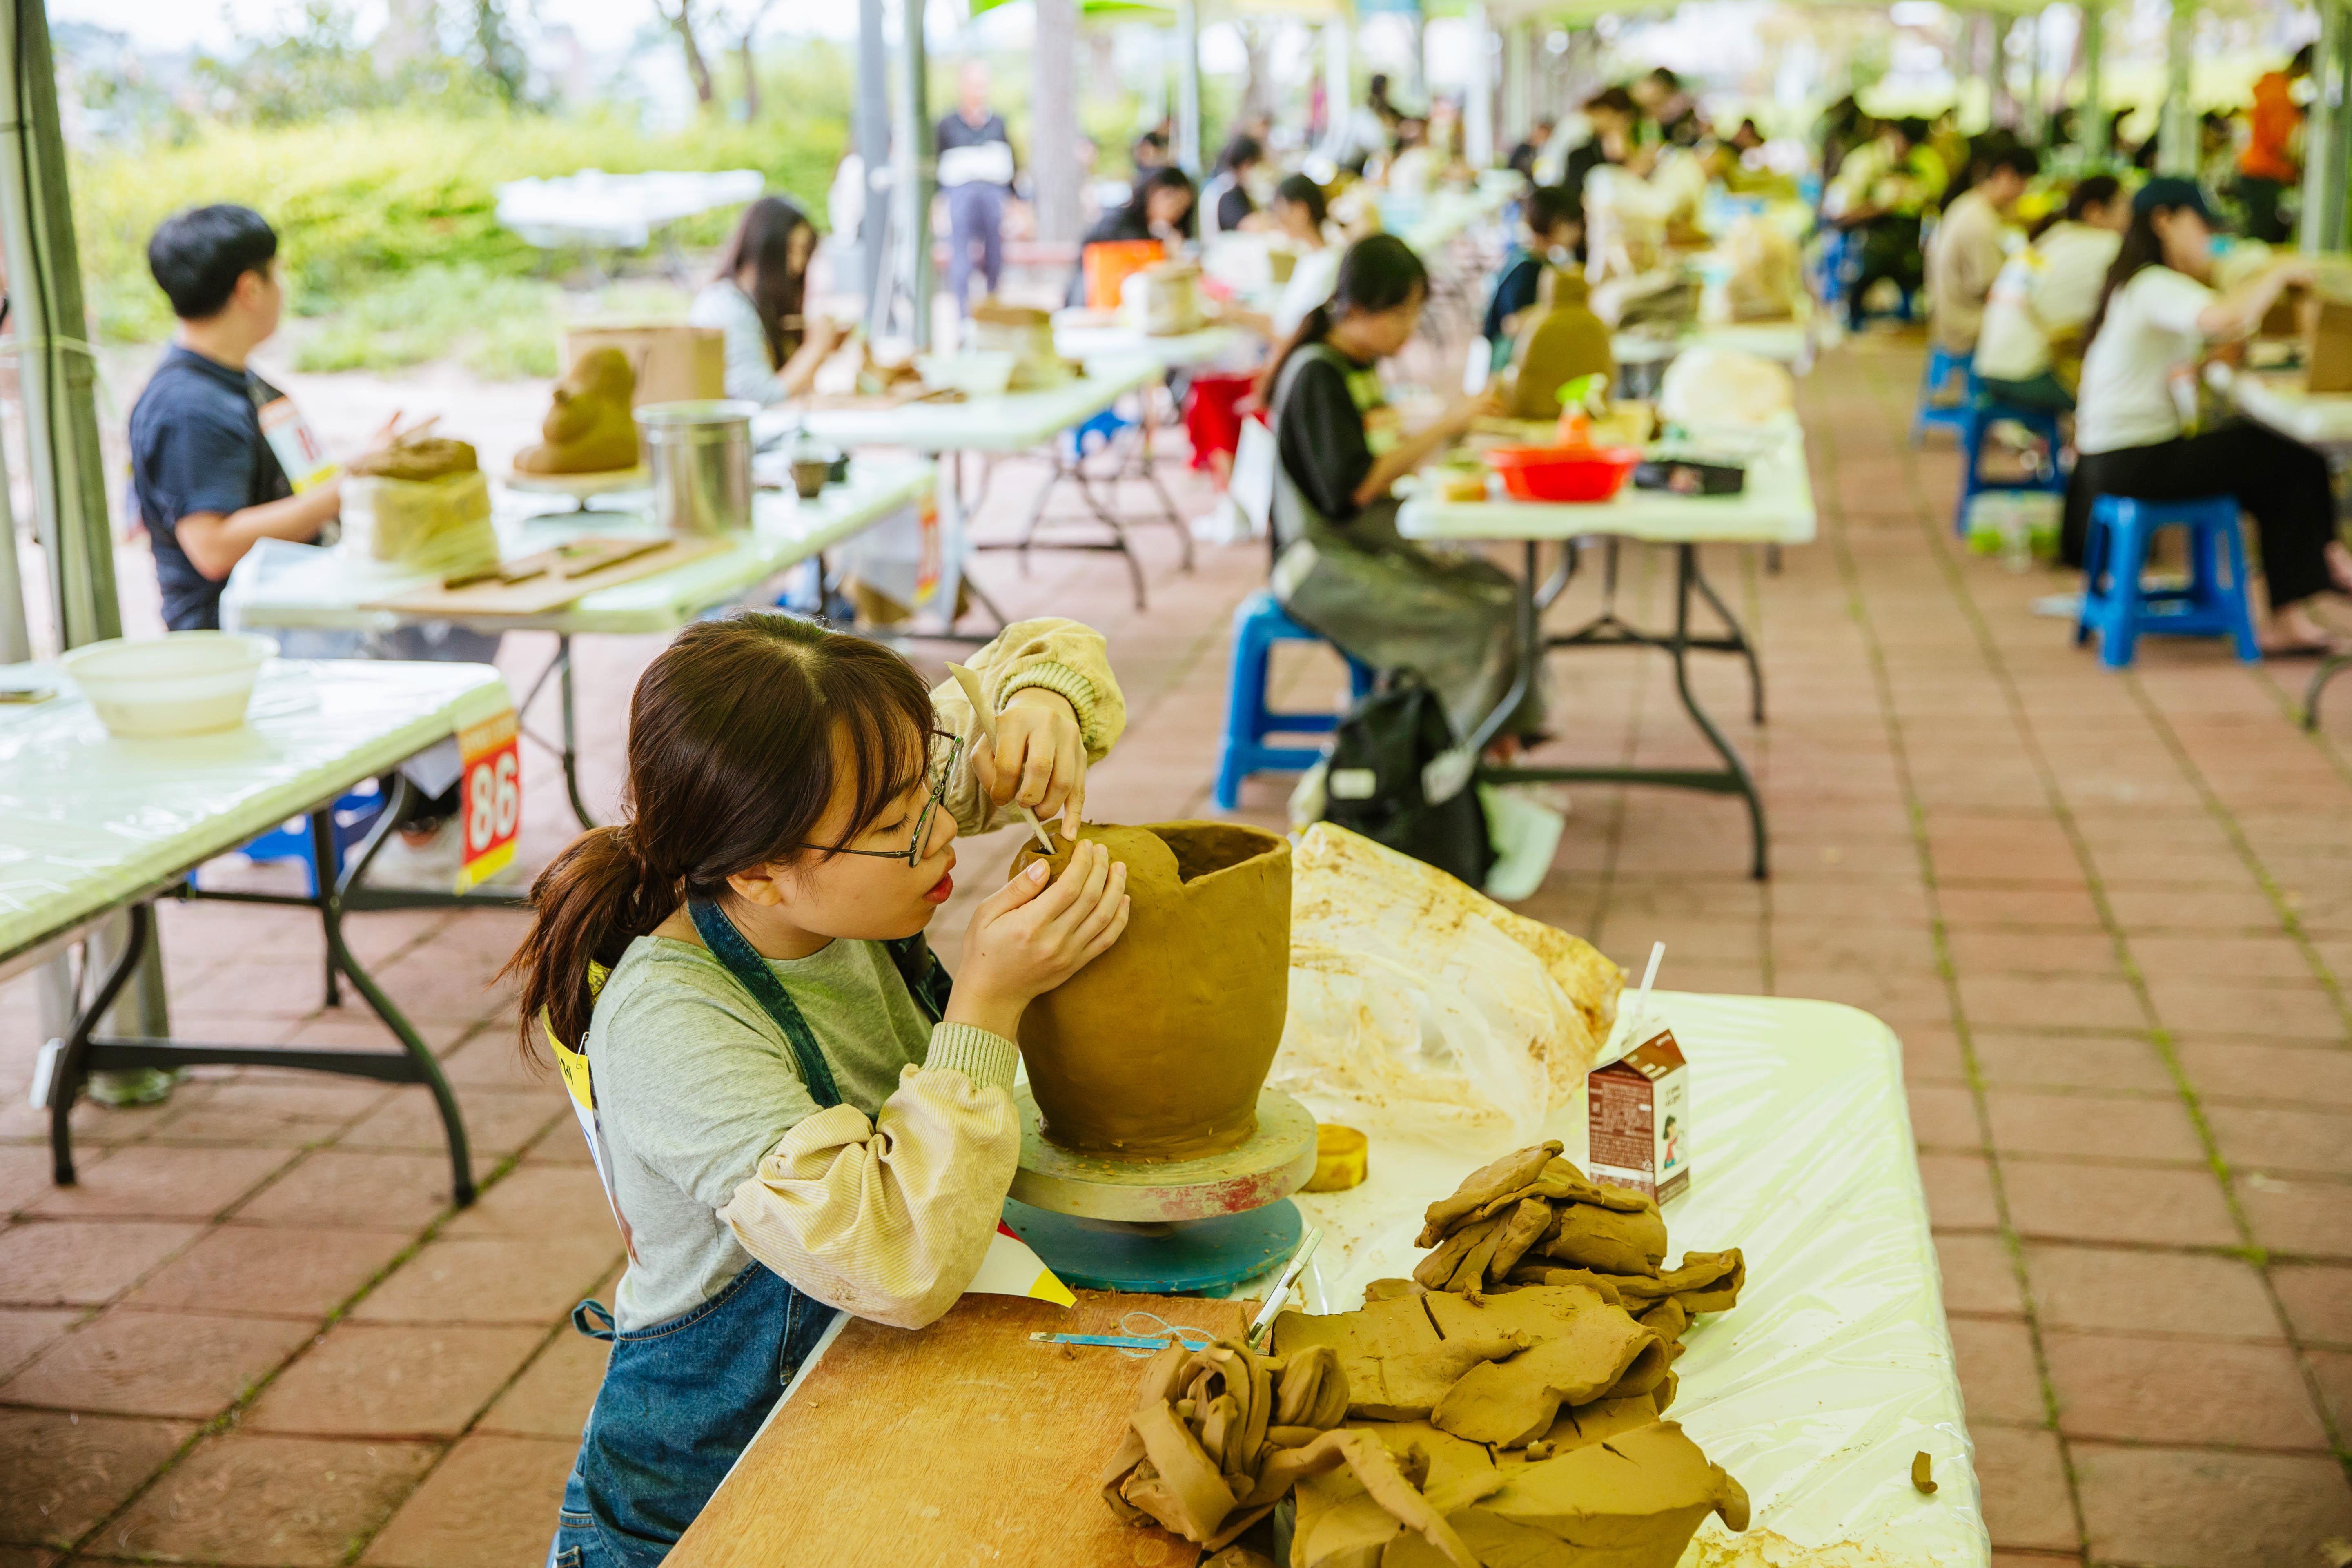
[230,457,934,825]
[1286,991,1984,1567]
[0,657,512,1203]
[2211,364,2352,448]
[770,358,1185,612]
[496,168,766,274]
[1051,318,1258,372]
[1614,316,1816,374]
[1398,427,1819,878]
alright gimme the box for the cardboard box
[2257,284,2306,341]
[1588,1029,1690,1205]
[2307,299,2352,395]
[562,324,726,407]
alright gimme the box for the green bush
[74,107,846,345]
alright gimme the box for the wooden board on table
[360,535,731,618]
[667,1290,1250,1568]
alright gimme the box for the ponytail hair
[1259,232,1430,404]
[501,611,935,1058]
[2083,200,2172,350]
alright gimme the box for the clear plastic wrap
[1283,991,1987,1568]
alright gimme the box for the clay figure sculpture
[514,348,641,475]
[1503,268,1616,420]
[1098,1337,1477,1566]
[1010,823,1290,1159]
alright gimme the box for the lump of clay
[1503,268,1615,420]
[514,347,641,474]
[1274,1296,1528,1423]
[346,434,478,482]
[1452,1421,1750,1568]
[1414,1145,1668,1294]
[1010,824,1289,1160]
[1425,1284,1666,1447]
[1098,1337,1476,1566]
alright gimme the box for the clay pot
[1009,822,1290,1161]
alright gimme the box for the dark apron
[552,906,950,1568]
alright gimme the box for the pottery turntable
[1000,1085,1319,1293]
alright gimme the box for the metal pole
[1464,2,1493,166]
[2157,0,2195,175]
[1503,20,1532,143]
[1175,0,1203,178]
[857,0,893,333]
[2025,9,2045,143]
[1323,18,1352,159]
[0,423,29,666]
[2303,0,2351,254]
[2082,2,2108,160]
[1032,0,1082,245]
[893,0,934,350]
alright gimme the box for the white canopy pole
[1324,18,1352,156]
[2302,0,2351,254]
[893,0,935,348]
[2157,0,2195,174]
[1176,0,1204,176]
[2082,2,2108,159]
[1465,1,1494,166]
[1503,20,1532,142]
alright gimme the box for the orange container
[1082,239,1166,312]
[1485,443,1643,503]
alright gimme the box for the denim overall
[549,901,952,1568]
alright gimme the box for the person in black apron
[504,610,1132,1567]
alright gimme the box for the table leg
[48,900,153,1186]
[2305,654,2351,731]
[1666,546,1769,881]
[558,637,594,829]
[1688,548,1767,724]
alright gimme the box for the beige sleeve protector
[931,616,1128,838]
[717,1028,1022,1330]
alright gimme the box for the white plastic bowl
[60,631,278,738]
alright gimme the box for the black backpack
[1321,672,1494,889]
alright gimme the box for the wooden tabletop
[667,1290,1249,1568]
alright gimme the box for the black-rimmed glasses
[787,731,963,868]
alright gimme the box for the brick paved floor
[4,330,2350,1566]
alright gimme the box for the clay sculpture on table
[1502,268,1615,420]
[346,433,478,482]
[514,347,641,475]
[1010,823,1290,1160]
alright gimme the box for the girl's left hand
[973,688,1087,837]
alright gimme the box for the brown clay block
[1417,1142,1564,1247]
[1539,1200,1668,1277]
[1456,1421,1750,1567]
[1424,1286,1660,1447]
[1012,824,1290,1161]
[1911,1450,1937,1494]
[1613,1249,1746,1314]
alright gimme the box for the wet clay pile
[1011,823,1290,1161]
[515,347,641,474]
[1272,1141,1749,1566]
[1099,1339,1478,1564]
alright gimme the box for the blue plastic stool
[1813,227,1852,311]
[2075,495,2259,669]
[1954,395,2067,536]
[1214,592,1375,810]
[1067,405,1132,459]
[238,783,391,895]
[1911,345,1976,445]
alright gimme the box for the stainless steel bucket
[637,400,758,535]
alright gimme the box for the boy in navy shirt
[127,205,341,631]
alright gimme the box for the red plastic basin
[1484,443,1643,503]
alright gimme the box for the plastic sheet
[1282,991,1987,1568]
[0,659,510,966]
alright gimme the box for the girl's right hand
[946,841,1131,1042]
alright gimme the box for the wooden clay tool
[943,662,1057,853]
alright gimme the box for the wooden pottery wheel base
[1002,1087,1318,1294]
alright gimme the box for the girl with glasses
[506,611,1131,1567]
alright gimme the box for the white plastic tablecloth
[495,169,765,250]
[227,457,933,637]
[1286,990,1985,1568]
[1052,318,1259,372]
[1397,427,1819,546]
[0,659,511,970]
[1615,317,1816,371]
[773,359,1162,455]
[2209,364,2352,448]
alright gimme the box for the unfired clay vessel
[1010,822,1290,1161]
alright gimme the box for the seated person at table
[689,197,843,404]
[1927,145,2038,359]
[1973,175,2129,411]
[1222,176,1343,346]
[1482,184,1585,371]
[1826,117,1944,330]
[2065,178,2348,655]
[1266,235,1539,752]
[511,612,1129,1568]
[1069,167,1197,305]
[129,205,346,633]
[1202,134,1267,236]
[1560,87,1648,195]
